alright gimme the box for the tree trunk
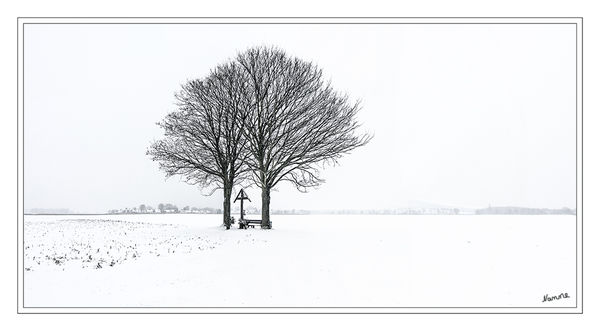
[223,186,232,229]
[261,187,272,229]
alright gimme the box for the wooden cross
[233,188,251,221]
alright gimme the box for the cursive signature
[542,292,570,303]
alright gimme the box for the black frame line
[21,22,578,25]
[581,18,584,315]
[17,17,20,315]
[17,17,583,314]
[16,16,584,19]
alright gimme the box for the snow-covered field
[23,214,576,308]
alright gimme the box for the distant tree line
[475,206,575,215]
[26,208,71,215]
[107,203,222,215]
[289,208,462,215]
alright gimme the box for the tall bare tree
[147,63,249,229]
[235,46,372,228]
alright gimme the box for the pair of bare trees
[148,46,371,229]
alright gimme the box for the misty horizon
[25,200,576,215]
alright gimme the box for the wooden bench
[238,218,263,229]
[234,189,272,229]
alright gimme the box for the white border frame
[16,17,583,314]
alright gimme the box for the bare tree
[147,63,249,229]
[234,46,372,228]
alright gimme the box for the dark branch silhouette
[234,46,372,228]
[148,46,370,230]
[147,63,249,229]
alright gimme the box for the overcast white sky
[24,23,576,213]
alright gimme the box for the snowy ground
[23,214,576,308]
